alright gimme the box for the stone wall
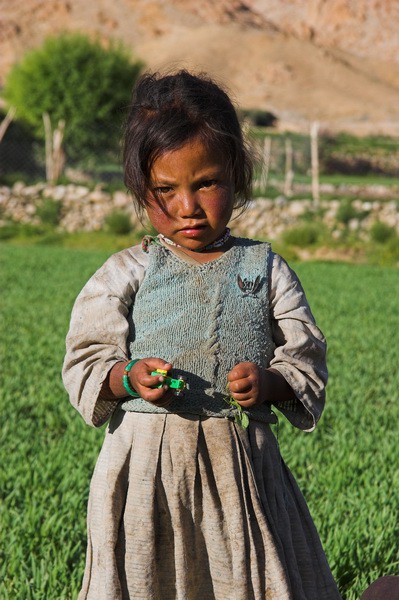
[1,181,398,240]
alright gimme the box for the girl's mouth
[178,225,206,236]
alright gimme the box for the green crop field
[1,243,398,599]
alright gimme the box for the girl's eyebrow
[151,177,175,185]
[152,166,224,183]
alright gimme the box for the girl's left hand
[227,362,267,408]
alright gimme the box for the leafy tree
[3,33,143,159]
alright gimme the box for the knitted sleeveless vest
[121,238,277,425]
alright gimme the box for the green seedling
[224,384,250,429]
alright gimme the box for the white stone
[12,182,25,195]
[89,190,111,203]
[113,191,130,208]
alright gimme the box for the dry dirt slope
[2,0,399,133]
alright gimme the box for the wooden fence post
[284,137,294,197]
[310,121,320,204]
[0,106,16,144]
[43,113,65,184]
[261,136,272,194]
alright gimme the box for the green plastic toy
[151,369,189,397]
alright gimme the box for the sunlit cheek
[146,202,172,230]
[208,190,235,218]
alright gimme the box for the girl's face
[146,136,235,251]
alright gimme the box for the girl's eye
[154,186,172,195]
[200,179,218,189]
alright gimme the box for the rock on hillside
[2,0,399,132]
[254,0,399,66]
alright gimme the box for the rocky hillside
[2,0,399,133]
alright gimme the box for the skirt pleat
[79,411,341,600]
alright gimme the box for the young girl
[63,70,341,600]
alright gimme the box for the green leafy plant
[0,223,19,240]
[104,210,132,235]
[224,385,249,428]
[282,223,325,247]
[335,199,358,225]
[3,33,143,159]
[369,221,396,244]
[35,198,61,226]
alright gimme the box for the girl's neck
[159,234,234,265]
[155,227,232,264]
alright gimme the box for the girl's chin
[161,227,225,251]
[177,239,207,251]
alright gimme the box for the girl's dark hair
[123,70,253,214]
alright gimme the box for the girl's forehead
[151,137,227,176]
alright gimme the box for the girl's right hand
[129,358,174,407]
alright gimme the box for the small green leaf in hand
[224,385,250,429]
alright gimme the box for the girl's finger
[230,390,253,402]
[140,373,166,387]
[144,359,173,372]
[227,368,246,382]
[235,397,258,408]
[140,385,170,403]
[228,378,252,394]
[148,388,174,407]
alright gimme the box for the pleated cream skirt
[79,410,341,600]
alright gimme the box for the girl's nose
[176,190,202,217]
